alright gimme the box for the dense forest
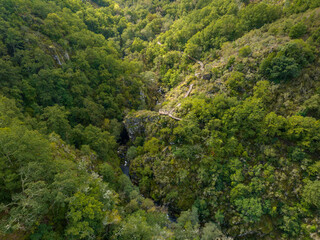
[0,0,320,239]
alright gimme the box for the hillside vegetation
[0,0,320,239]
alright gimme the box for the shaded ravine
[117,124,177,222]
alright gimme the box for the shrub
[260,40,314,82]
[99,163,116,184]
[226,71,246,95]
[235,197,263,223]
[302,94,320,118]
[285,0,320,14]
[279,39,314,67]
[303,181,320,208]
[126,146,138,161]
[260,55,300,82]
[162,69,181,89]
[289,22,307,38]
[308,27,320,46]
[240,3,282,30]
[143,137,160,154]
[239,45,252,57]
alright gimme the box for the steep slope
[124,7,320,240]
[0,0,320,239]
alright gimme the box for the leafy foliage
[1,0,320,239]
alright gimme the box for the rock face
[123,110,160,141]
